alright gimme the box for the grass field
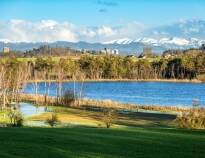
[27,106,176,128]
[0,106,205,158]
[0,126,205,158]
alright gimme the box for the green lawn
[0,127,205,158]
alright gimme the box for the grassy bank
[0,126,205,158]
[20,93,189,113]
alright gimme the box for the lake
[24,81,205,107]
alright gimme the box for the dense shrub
[102,109,116,128]
[61,90,76,106]
[7,108,24,127]
[46,113,59,127]
[197,74,205,82]
[176,108,205,129]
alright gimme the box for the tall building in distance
[143,47,152,56]
[200,44,205,51]
[138,47,153,58]
[3,47,10,53]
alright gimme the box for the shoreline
[20,93,190,113]
[26,78,203,83]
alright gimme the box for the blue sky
[1,0,205,26]
[0,0,205,42]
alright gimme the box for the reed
[20,93,189,113]
[176,108,205,129]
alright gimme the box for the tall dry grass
[176,108,205,129]
[20,93,188,113]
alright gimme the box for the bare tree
[0,59,29,110]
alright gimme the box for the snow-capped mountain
[103,38,133,45]
[105,37,205,47]
[104,19,205,47]
[0,38,11,44]
[0,37,204,55]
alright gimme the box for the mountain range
[0,20,205,54]
[0,37,204,55]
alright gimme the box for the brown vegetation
[46,113,59,127]
[7,107,24,127]
[102,108,116,128]
[176,108,205,129]
[20,93,189,113]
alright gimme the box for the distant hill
[0,37,204,55]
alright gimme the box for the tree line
[28,50,205,81]
[1,49,205,82]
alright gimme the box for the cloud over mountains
[0,19,205,43]
[147,19,205,39]
[0,19,144,43]
[0,19,77,43]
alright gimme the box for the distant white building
[101,48,119,55]
[81,49,88,53]
[111,49,119,55]
[3,47,10,53]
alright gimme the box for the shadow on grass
[0,125,205,158]
[41,106,178,129]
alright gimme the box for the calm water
[24,81,205,107]
[20,103,46,117]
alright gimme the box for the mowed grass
[0,127,205,158]
[27,106,176,128]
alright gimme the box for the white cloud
[0,19,77,42]
[80,26,115,40]
[79,21,145,42]
[115,22,145,38]
[0,19,145,43]
[184,27,200,34]
[81,29,97,38]
[37,20,58,30]
[97,26,114,36]
[1,19,205,43]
